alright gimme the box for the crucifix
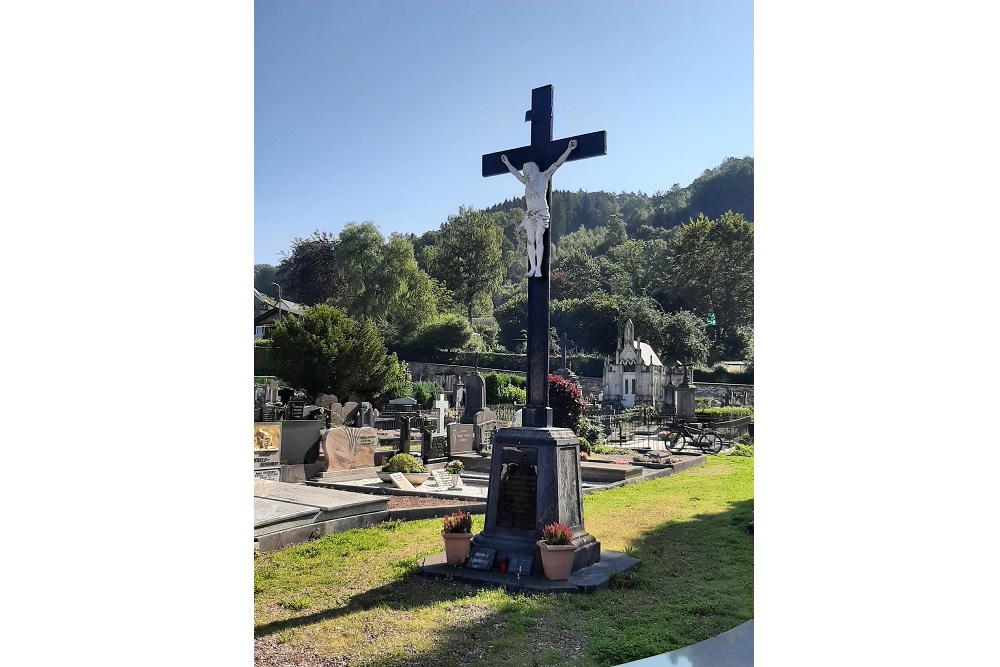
[482,85,606,427]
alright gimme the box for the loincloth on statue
[521,210,550,229]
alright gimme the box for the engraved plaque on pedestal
[495,448,538,530]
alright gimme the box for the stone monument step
[579,461,643,482]
[253,480,389,535]
[420,549,640,594]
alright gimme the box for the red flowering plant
[442,510,472,534]
[541,522,573,546]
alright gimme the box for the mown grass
[254,455,753,666]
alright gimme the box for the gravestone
[447,422,475,455]
[320,426,378,472]
[674,364,696,422]
[433,394,449,435]
[387,472,414,491]
[430,469,451,489]
[254,423,282,480]
[471,84,605,575]
[461,372,486,424]
[421,428,449,465]
[474,408,499,456]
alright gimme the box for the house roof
[254,289,306,316]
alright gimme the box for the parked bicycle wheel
[667,432,686,452]
[696,432,724,454]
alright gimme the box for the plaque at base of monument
[254,467,281,481]
[507,552,534,577]
[466,547,496,571]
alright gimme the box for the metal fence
[583,406,752,447]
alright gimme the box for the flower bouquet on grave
[444,459,465,488]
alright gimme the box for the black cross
[482,85,606,426]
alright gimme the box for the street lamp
[271,282,282,321]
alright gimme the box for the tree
[427,207,505,321]
[275,231,343,306]
[254,264,278,297]
[650,310,711,367]
[268,304,408,403]
[669,211,753,359]
[550,250,601,301]
[403,313,474,356]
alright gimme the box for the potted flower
[378,453,429,486]
[441,509,473,566]
[444,460,464,487]
[537,522,575,581]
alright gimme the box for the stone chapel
[602,319,671,409]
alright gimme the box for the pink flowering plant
[442,509,472,534]
[541,522,573,546]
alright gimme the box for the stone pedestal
[674,382,696,422]
[470,426,600,575]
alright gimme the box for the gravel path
[385,495,480,510]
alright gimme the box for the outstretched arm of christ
[500,154,528,184]
[542,139,577,179]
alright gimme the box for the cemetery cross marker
[470,85,606,577]
[482,84,606,427]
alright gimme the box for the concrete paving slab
[253,479,389,516]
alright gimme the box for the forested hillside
[255,156,753,373]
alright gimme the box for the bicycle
[659,420,725,454]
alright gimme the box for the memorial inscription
[466,547,496,571]
[507,552,534,576]
[496,449,538,530]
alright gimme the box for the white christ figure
[500,139,577,278]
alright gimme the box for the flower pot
[451,473,463,489]
[441,531,473,566]
[536,540,575,581]
[377,471,429,486]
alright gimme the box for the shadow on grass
[255,496,753,667]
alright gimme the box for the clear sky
[254,0,753,266]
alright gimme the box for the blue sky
[255,0,753,266]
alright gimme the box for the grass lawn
[254,455,753,666]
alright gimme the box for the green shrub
[732,443,754,457]
[695,406,753,422]
[381,453,426,473]
[485,372,526,403]
[578,415,605,447]
[497,383,526,404]
[412,381,444,409]
[578,436,592,454]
